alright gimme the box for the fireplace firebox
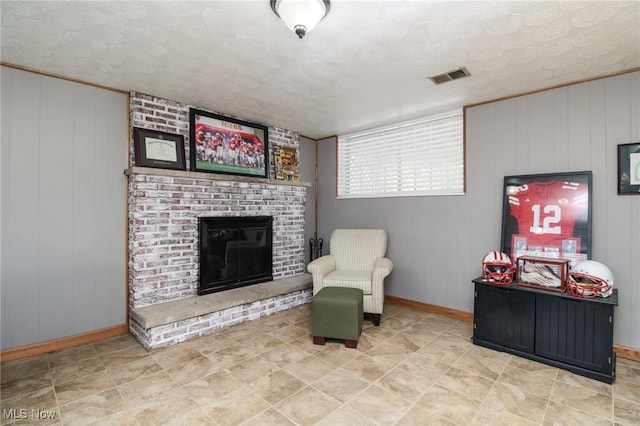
[198,216,273,295]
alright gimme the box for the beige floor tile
[543,401,612,426]
[202,385,270,426]
[129,388,199,426]
[48,345,98,368]
[98,345,150,370]
[396,404,458,425]
[162,407,213,426]
[550,380,614,420]
[275,386,341,425]
[1,386,58,421]
[180,370,243,406]
[311,367,370,404]
[251,369,306,405]
[227,355,279,384]
[617,362,640,386]
[313,343,363,367]
[435,366,495,402]
[483,382,548,424]
[453,350,508,381]
[359,323,397,341]
[614,378,640,403]
[58,388,125,426]
[53,370,114,405]
[282,354,336,384]
[497,364,557,399]
[242,408,295,425]
[363,340,413,365]
[377,363,433,403]
[399,352,450,383]
[1,356,49,384]
[416,341,466,365]
[150,345,202,370]
[340,353,395,383]
[259,342,312,369]
[346,383,414,424]
[117,370,177,405]
[385,332,428,352]
[165,355,220,386]
[415,384,481,425]
[203,342,256,368]
[86,409,139,426]
[614,397,640,426]
[316,404,379,426]
[437,332,474,352]
[107,356,163,386]
[92,334,141,355]
[471,402,539,425]
[49,356,106,386]
[267,323,309,342]
[556,368,613,396]
[1,371,53,402]
[507,356,559,380]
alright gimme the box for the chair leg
[371,314,381,326]
[313,336,326,345]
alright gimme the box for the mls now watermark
[3,408,57,420]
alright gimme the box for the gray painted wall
[1,67,128,350]
[316,72,640,349]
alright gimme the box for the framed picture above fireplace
[189,108,269,178]
[133,127,186,170]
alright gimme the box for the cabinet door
[474,283,535,353]
[535,294,614,374]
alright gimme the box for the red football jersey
[508,180,588,239]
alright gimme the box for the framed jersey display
[501,171,592,270]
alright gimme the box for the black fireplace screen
[199,216,273,295]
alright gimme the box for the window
[337,109,465,198]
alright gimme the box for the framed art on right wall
[501,171,592,269]
[618,142,640,194]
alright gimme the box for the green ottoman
[312,287,363,348]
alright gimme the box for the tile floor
[1,303,639,425]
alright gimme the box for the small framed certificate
[134,127,186,170]
[618,142,640,195]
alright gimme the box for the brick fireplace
[126,93,312,350]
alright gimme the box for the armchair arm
[307,255,336,294]
[373,257,393,280]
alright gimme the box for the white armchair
[307,229,393,326]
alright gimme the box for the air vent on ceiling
[428,67,471,85]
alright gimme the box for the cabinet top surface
[472,277,618,306]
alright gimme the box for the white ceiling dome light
[270,0,331,39]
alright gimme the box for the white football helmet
[568,260,614,298]
[482,251,514,285]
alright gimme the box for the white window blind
[337,109,465,198]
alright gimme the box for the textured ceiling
[1,1,639,139]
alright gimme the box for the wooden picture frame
[617,142,640,195]
[189,108,268,178]
[133,127,186,170]
[501,171,592,269]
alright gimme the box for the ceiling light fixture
[270,0,331,39]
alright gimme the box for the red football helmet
[482,251,514,285]
[568,260,614,298]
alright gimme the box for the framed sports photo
[617,142,640,194]
[133,127,186,170]
[189,108,268,178]
[500,171,592,269]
